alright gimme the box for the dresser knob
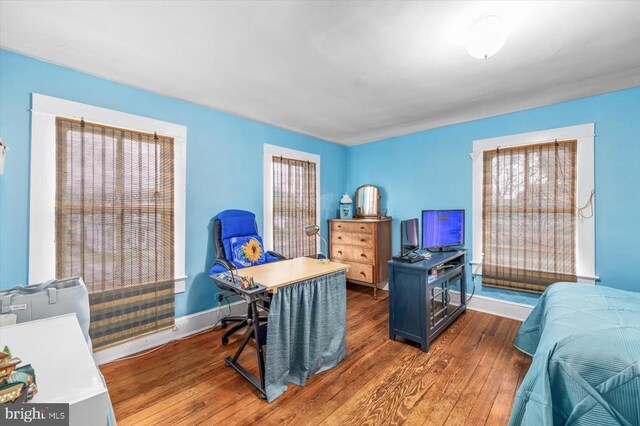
[360,271,366,277]
[360,238,365,242]
[338,236,342,240]
[338,250,343,255]
[360,226,365,230]
[360,253,367,258]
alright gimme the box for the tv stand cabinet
[388,250,467,352]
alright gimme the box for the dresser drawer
[351,233,374,246]
[331,221,374,235]
[332,232,374,246]
[331,244,375,264]
[340,261,374,284]
[331,233,348,244]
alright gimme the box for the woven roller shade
[482,140,578,293]
[272,156,317,258]
[55,117,175,350]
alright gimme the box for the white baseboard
[93,300,246,366]
[450,290,533,322]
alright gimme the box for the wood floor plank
[322,312,492,426]
[307,313,476,426]
[442,318,523,425]
[464,318,524,425]
[397,313,496,426]
[424,317,512,425]
[101,287,530,426]
[365,312,482,426]
[485,348,529,425]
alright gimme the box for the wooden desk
[236,257,348,292]
[212,256,348,401]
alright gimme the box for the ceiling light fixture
[466,15,507,59]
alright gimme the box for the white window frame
[471,123,597,284]
[29,93,187,293]
[263,143,321,253]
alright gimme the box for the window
[482,140,577,293]
[272,156,317,258]
[30,94,186,350]
[55,118,175,348]
[472,124,597,291]
[263,144,320,259]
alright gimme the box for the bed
[509,282,640,426]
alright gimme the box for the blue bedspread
[510,283,640,426]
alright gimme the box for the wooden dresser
[329,218,392,299]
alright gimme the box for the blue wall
[0,49,348,316]
[2,48,638,313]
[347,87,640,304]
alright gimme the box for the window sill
[174,276,188,294]
[469,260,598,284]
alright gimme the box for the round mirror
[355,184,380,218]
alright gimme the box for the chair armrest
[214,258,236,271]
[306,253,327,260]
[267,251,287,261]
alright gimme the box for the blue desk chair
[209,209,286,345]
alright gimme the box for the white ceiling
[1,1,639,145]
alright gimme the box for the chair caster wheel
[222,337,229,345]
[221,322,228,329]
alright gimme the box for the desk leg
[229,324,253,364]
[252,302,266,391]
[224,301,267,399]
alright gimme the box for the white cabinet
[0,314,112,425]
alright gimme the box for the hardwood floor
[101,285,531,425]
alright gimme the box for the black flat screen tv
[400,218,420,256]
[422,209,465,250]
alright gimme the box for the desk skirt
[265,270,347,402]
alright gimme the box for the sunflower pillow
[229,236,266,267]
